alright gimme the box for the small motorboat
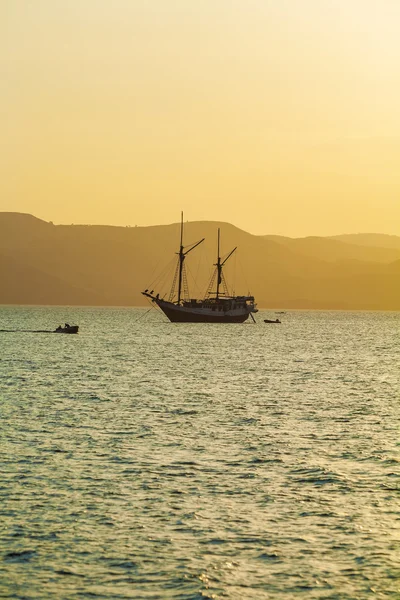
[264,319,281,324]
[54,324,79,334]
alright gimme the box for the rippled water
[0,306,399,599]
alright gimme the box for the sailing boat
[142,213,258,323]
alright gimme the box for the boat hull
[156,300,251,323]
[54,326,79,334]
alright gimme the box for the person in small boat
[56,325,62,331]
[65,323,70,328]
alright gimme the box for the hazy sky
[2,0,400,236]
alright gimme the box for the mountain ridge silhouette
[1,212,399,310]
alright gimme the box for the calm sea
[0,306,399,599]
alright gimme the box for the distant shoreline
[1,304,399,313]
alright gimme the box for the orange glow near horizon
[1,0,400,237]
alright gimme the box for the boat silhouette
[54,324,79,334]
[142,213,257,323]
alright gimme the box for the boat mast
[214,228,236,300]
[216,229,222,300]
[176,212,205,305]
[177,212,184,305]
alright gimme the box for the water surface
[0,306,399,599]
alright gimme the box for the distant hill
[0,212,399,310]
[330,233,400,251]
[263,234,400,263]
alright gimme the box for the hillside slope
[0,213,399,309]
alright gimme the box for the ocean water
[0,306,399,599]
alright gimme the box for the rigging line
[133,302,156,322]
[149,298,168,319]
[146,256,176,290]
[149,298,169,321]
[221,272,229,296]
[185,264,196,297]
[157,258,176,297]
[183,240,199,250]
[182,263,190,301]
[202,238,217,298]
[206,268,217,298]
[192,241,205,296]
[145,253,165,287]
[237,254,252,295]
[185,260,204,298]
[232,250,237,297]
[169,258,180,302]
[193,241,212,298]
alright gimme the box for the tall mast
[213,228,236,299]
[177,211,184,305]
[176,212,205,305]
[216,228,222,300]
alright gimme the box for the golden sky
[1,0,400,236]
